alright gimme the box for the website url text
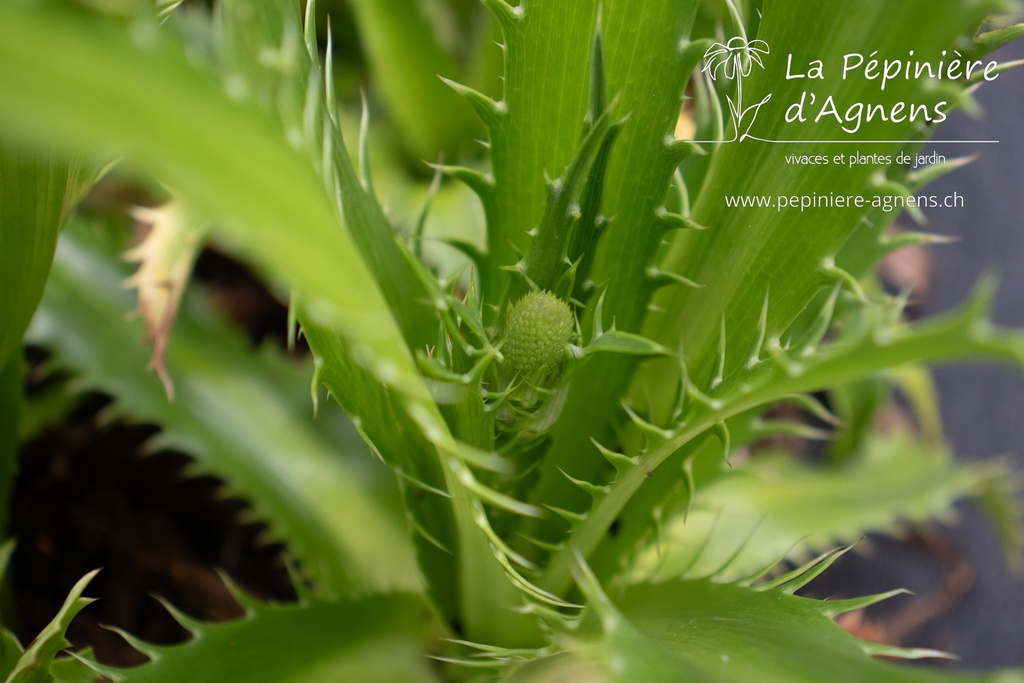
[724,191,964,213]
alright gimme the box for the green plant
[1,0,1024,680]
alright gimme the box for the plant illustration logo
[701,37,772,142]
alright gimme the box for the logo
[695,32,1001,145]
[701,37,772,142]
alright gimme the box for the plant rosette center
[494,291,577,435]
[503,290,575,377]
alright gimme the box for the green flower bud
[504,291,574,375]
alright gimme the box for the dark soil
[7,249,300,668]
[9,400,297,667]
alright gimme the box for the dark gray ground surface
[823,40,1024,668]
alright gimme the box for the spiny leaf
[906,154,976,188]
[438,75,506,132]
[665,137,707,165]
[967,57,1024,83]
[483,2,603,297]
[622,404,674,451]
[591,438,639,476]
[96,591,441,683]
[654,209,707,233]
[789,283,841,357]
[29,223,420,597]
[5,570,99,683]
[426,163,496,207]
[541,283,1024,595]
[566,15,619,304]
[560,469,611,500]
[312,33,439,353]
[526,1,706,543]
[877,231,957,260]
[645,0,996,405]
[818,589,912,619]
[569,576,1023,683]
[523,0,705,541]
[743,290,771,370]
[971,23,1024,58]
[480,0,525,41]
[756,545,855,594]
[583,330,671,359]
[453,459,543,518]
[647,267,705,291]
[870,175,926,225]
[512,104,621,298]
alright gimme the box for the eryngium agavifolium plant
[1,0,1024,680]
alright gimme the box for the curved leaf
[629,431,1021,583]
[96,590,441,683]
[0,140,78,370]
[27,223,419,597]
[4,566,98,683]
[347,0,480,159]
[564,570,1024,683]
[541,283,1024,595]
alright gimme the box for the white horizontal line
[732,136,1000,144]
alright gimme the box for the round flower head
[504,291,574,375]
[702,37,769,80]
